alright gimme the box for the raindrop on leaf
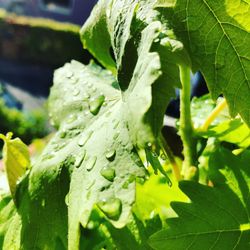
[89,95,105,115]
[75,150,86,168]
[100,166,116,182]
[73,89,80,96]
[97,198,122,220]
[66,114,77,124]
[105,149,116,161]
[78,131,93,147]
[65,194,69,206]
[66,71,73,78]
[86,156,97,171]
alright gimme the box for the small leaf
[0,133,30,197]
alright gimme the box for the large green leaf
[159,0,250,125]
[149,147,250,249]
[49,22,163,248]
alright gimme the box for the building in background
[0,0,97,25]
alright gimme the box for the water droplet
[42,152,55,160]
[59,130,67,138]
[106,9,111,18]
[113,121,119,129]
[65,194,69,206]
[87,83,93,88]
[97,198,122,220]
[41,199,46,207]
[105,149,116,161]
[83,93,90,101]
[86,190,91,199]
[136,177,146,185]
[89,95,105,115]
[122,175,135,189]
[73,89,80,96]
[160,153,167,160]
[54,142,66,152]
[75,150,86,168]
[152,151,158,158]
[154,38,160,43]
[71,77,78,84]
[66,114,77,124]
[86,180,95,190]
[147,142,152,148]
[78,131,93,147]
[113,132,119,140]
[100,166,115,182]
[86,156,97,171]
[66,71,73,78]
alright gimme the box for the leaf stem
[200,99,227,131]
[159,134,181,181]
[179,65,197,180]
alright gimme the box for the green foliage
[159,0,250,124]
[149,147,250,249]
[0,0,249,249]
[0,132,30,197]
[0,98,47,144]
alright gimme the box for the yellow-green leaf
[0,132,30,197]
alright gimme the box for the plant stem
[159,135,181,181]
[200,99,227,131]
[179,65,197,180]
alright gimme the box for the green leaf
[0,196,21,249]
[134,173,188,221]
[149,148,250,250]
[161,0,250,125]
[0,133,30,197]
[191,95,250,148]
[107,214,162,250]
[80,0,116,73]
[48,36,162,247]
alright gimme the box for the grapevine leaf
[149,148,250,250]
[81,0,187,144]
[191,95,250,148]
[0,133,30,197]
[48,25,162,248]
[160,0,250,125]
